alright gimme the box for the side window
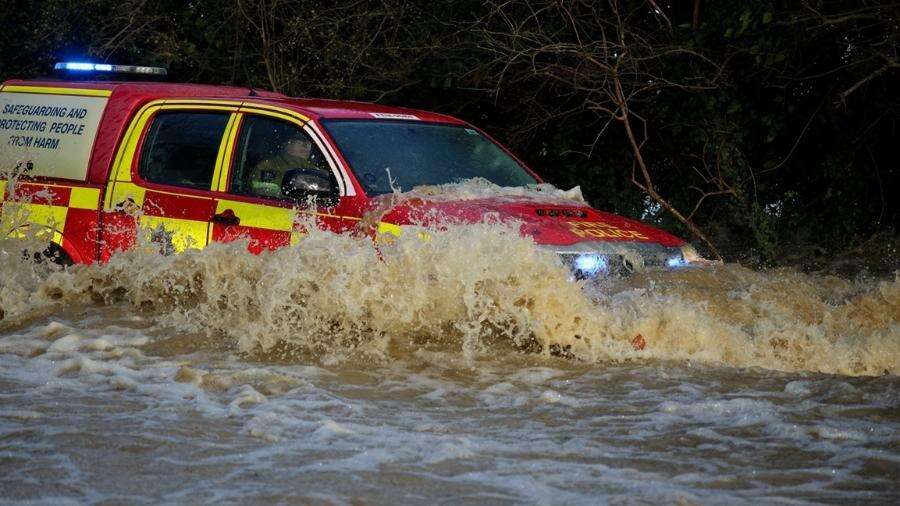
[139,112,229,190]
[230,115,334,200]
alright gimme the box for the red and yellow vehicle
[0,64,700,277]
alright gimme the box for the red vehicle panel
[0,77,695,276]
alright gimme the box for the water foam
[397,177,586,204]
[1,210,898,376]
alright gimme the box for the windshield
[322,120,538,195]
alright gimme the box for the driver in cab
[250,136,316,198]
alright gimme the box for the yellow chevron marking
[69,187,102,210]
[215,199,295,232]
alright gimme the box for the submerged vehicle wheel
[23,243,73,268]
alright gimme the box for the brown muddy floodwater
[0,223,898,504]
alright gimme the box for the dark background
[1,0,896,265]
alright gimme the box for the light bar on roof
[54,62,167,76]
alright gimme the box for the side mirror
[281,168,339,207]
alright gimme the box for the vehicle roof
[2,79,466,124]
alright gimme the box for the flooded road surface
[1,224,898,503]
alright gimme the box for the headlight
[574,253,608,277]
[666,256,687,268]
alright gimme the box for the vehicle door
[103,101,239,256]
[210,109,352,253]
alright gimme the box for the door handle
[211,209,240,226]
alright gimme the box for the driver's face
[284,139,311,159]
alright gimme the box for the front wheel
[23,243,73,268]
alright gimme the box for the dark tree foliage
[1,0,896,263]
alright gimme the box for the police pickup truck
[0,63,701,277]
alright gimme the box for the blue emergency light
[54,62,167,76]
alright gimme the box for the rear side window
[139,112,229,190]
